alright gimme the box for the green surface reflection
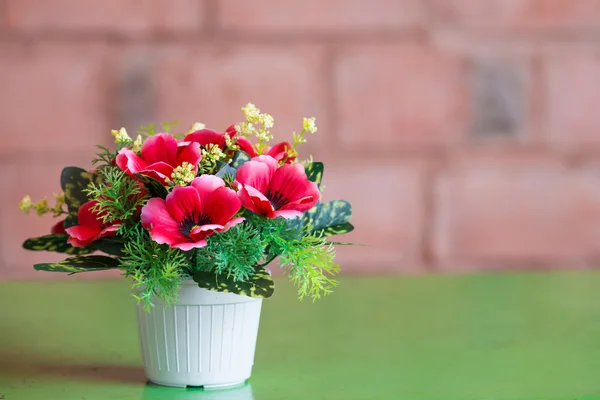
[141,383,253,400]
[1,273,600,399]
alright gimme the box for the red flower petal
[269,210,303,219]
[184,129,225,148]
[176,141,202,168]
[99,225,120,237]
[267,142,294,163]
[236,137,257,157]
[141,198,187,246]
[189,224,224,242]
[235,156,278,193]
[242,184,275,216]
[77,201,103,230]
[116,148,147,175]
[190,175,226,206]
[51,220,66,235]
[278,194,318,211]
[141,133,178,166]
[223,217,245,230]
[139,161,175,184]
[268,163,320,210]
[66,225,100,247]
[203,186,241,225]
[236,185,259,214]
[172,240,208,251]
[165,186,202,224]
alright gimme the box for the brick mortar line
[4,27,600,43]
[0,29,430,44]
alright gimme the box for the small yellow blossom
[303,117,317,134]
[171,162,196,186]
[256,130,273,142]
[18,195,33,214]
[259,113,275,129]
[202,144,226,162]
[132,135,143,152]
[188,122,206,133]
[241,103,261,124]
[224,132,240,151]
[51,192,66,215]
[34,198,49,216]
[111,127,132,144]
[53,192,65,204]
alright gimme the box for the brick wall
[2,0,600,279]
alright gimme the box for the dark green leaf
[304,162,324,186]
[320,222,354,236]
[22,234,94,255]
[90,237,125,256]
[231,151,251,169]
[135,174,168,199]
[289,200,353,237]
[34,255,120,274]
[61,167,102,228]
[215,161,237,183]
[193,266,274,299]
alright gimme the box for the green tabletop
[1,272,600,400]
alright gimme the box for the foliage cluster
[21,106,354,310]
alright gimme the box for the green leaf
[304,162,324,186]
[34,255,120,274]
[90,237,125,256]
[22,234,94,255]
[192,266,275,299]
[290,200,354,237]
[215,161,237,183]
[135,174,168,199]
[231,151,251,169]
[61,167,102,228]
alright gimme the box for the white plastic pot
[136,279,263,388]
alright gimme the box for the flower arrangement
[20,104,354,309]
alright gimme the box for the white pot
[136,279,263,388]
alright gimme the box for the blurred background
[2,0,600,279]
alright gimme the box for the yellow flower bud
[242,103,261,124]
[171,162,196,186]
[132,135,143,152]
[111,127,132,144]
[34,198,49,216]
[303,117,317,134]
[18,195,32,214]
[188,122,206,133]
[259,113,275,129]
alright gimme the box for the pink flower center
[265,189,289,210]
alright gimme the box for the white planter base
[136,280,263,388]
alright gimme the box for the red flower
[266,142,295,164]
[185,126,256,157]
[51,220,67,235]
[235,155,319,219]
[116,133,202,185]
[141,175,244,250]
[65,201,121,247]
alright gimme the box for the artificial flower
[51,220,67,235]
[65,201,121,247]
[265,142,295,164]
[141,175,244,250]
[185,126,256,156]
[235,155,319,219]
[116,133,202,185]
